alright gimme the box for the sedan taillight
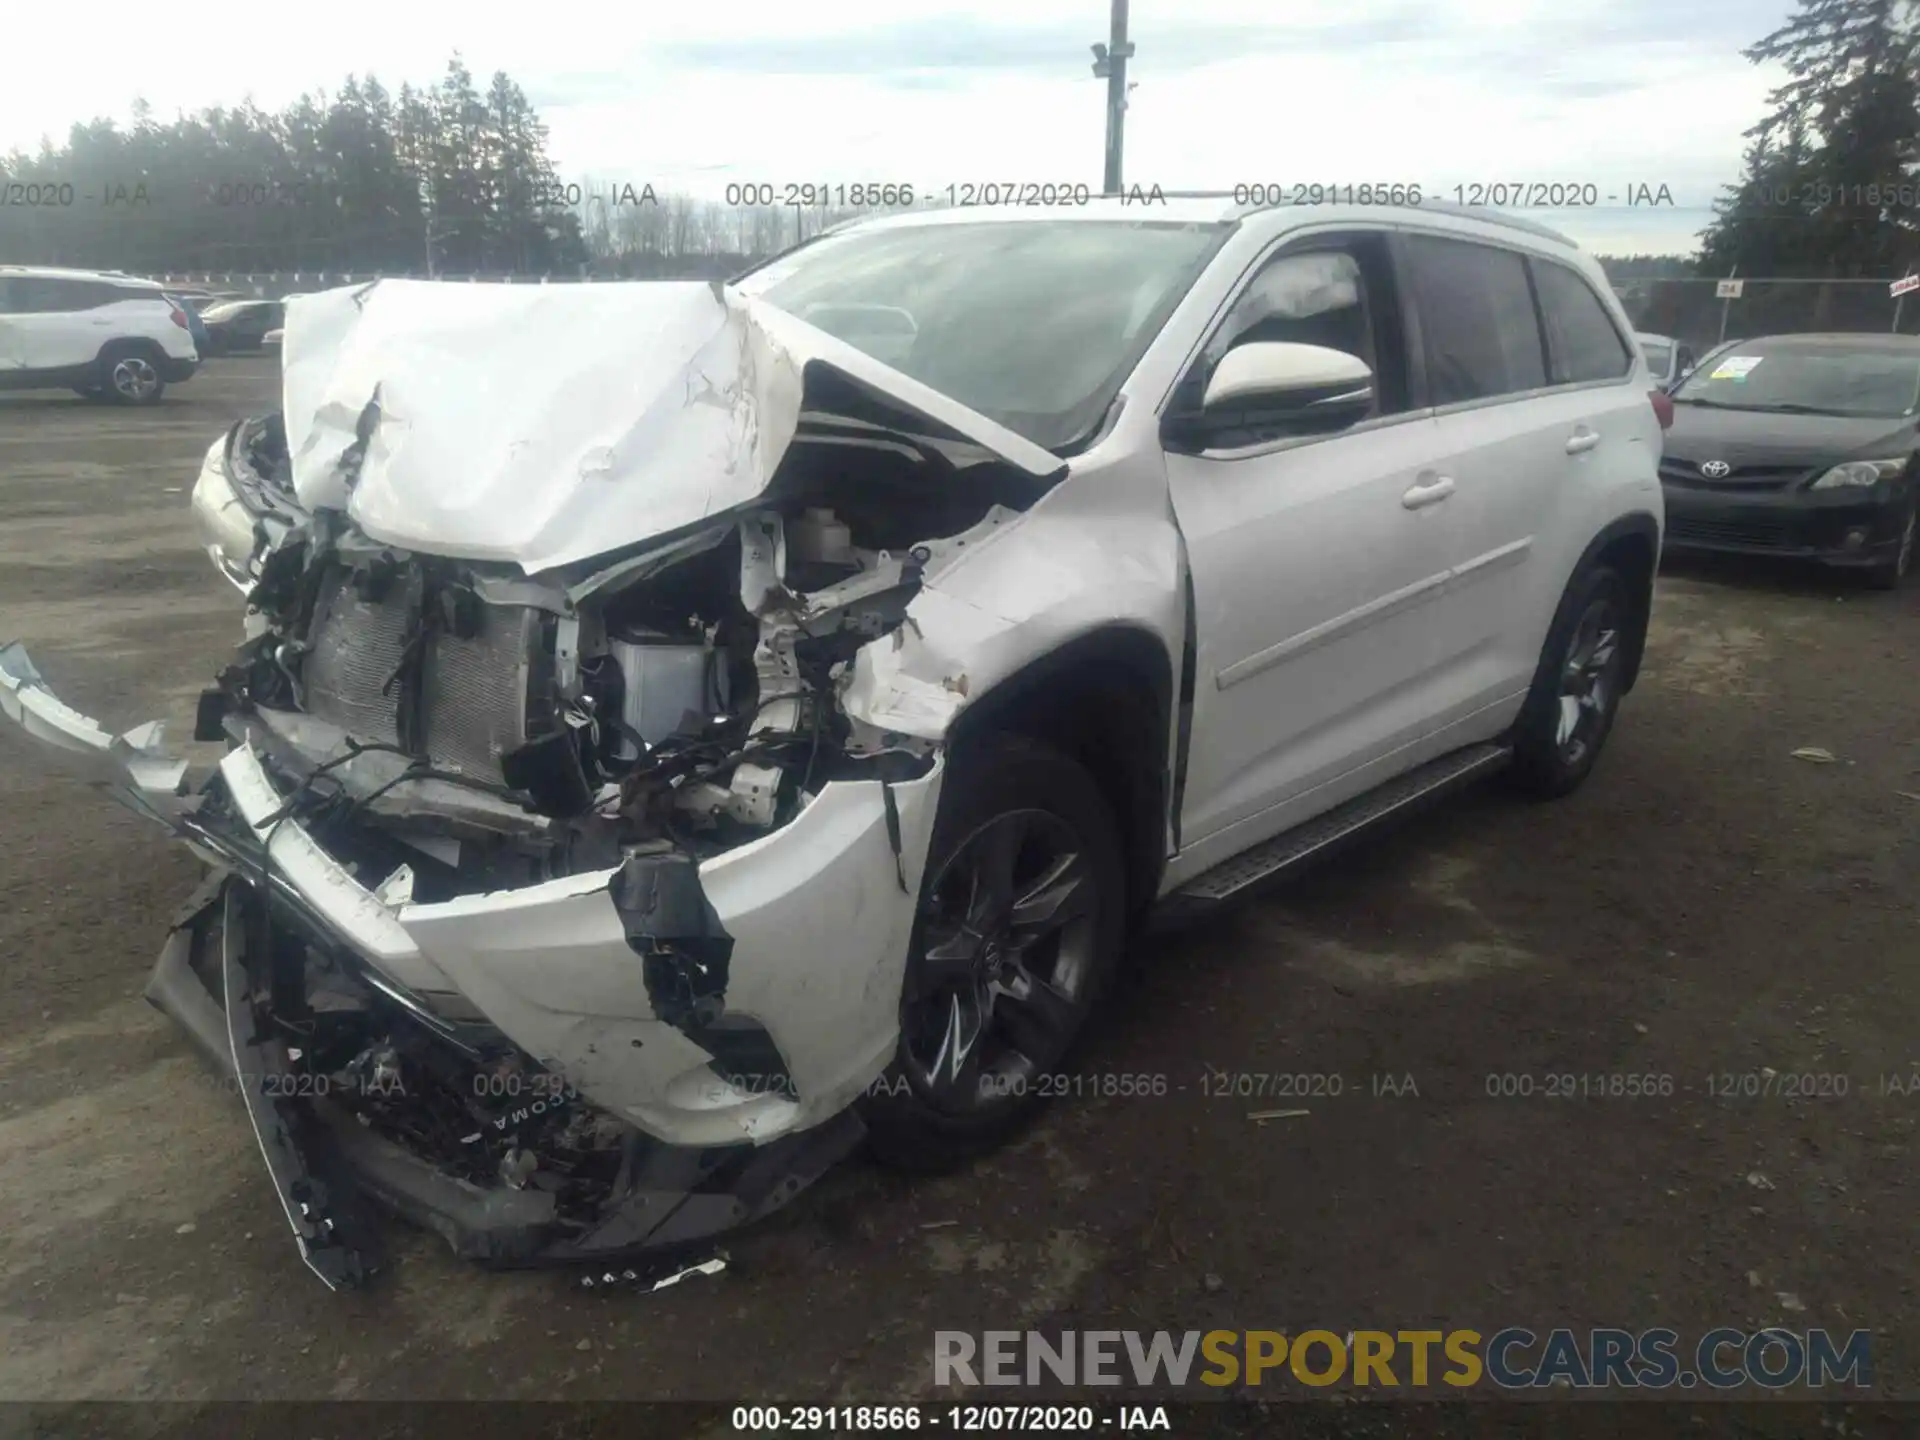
[1649,389,1674,430]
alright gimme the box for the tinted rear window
[1532,262,1632,383]
[1402,235,1547,404]
[0,277,79,312]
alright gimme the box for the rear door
[11,278,100,370]
[0,279,22,370]
[1399,234,1646,722]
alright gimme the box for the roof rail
[806,190,1579,248]
[1396,199,1577,246]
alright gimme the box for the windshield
[737,220,1230,451]
[1640,339,1674,376]
[1671,339,1920,417]
[200,301,249,321]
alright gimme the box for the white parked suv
[0,265,201,404]
[0,198,1666,1288]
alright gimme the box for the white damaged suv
[0,198,1665,1288]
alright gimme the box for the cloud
[0,0,1802,256]
[649,10,1446,79]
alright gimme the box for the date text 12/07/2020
[712,180,1678,210]
[705,1070,1421,1103]
[1231,182,1676,208]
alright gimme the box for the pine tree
[1698,0,1920,275]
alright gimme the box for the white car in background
[0,265,201,404]
[1637,331,1697,391]
[1,198,1666,1289]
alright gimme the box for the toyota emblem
[1700,460,1732,478]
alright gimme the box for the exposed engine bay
[210,403,1038,871]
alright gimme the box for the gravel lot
[2,359,1917,1427]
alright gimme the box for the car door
[1398,234,1645,726]
[0,279,22,371]
[228,303,264,345]
[1165,229,1460,851]
[10,277,98,371]
[1391,233,1580,730]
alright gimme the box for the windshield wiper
[1674,397,1846,414]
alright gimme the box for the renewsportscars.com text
[934,1327,1872,1390]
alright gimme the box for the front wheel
[1507,563,1632,799]
[862,733,1126,1171]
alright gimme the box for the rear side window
[69,281,147,309]
[2,277,80,313]
[1533,262,1632,384]
[1401,235,1546,405]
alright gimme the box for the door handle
[1566,429,1601,455]
[1402,473,1455,510]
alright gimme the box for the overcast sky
[4,0,1794,255]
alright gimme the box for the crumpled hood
[281,279,1065,573]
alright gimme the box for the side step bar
[1154,742,1512,925]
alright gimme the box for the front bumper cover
[2,643,943,1286]
[1660,481,1911,566]
[149,873,863,1287]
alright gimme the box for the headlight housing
[1809,457,1908,490]
[189,436,259,590]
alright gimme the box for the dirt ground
[1,361,1917,1427]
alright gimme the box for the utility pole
[423,175,439,280]
[1091,0,1133,195]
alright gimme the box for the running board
[1154,742,1512,924]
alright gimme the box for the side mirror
[1194,342,1376,439]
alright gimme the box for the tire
[98,343,167,405]
[1865,497,1915,591]
[862,733,1127,1171]
[1507,563,1633,799]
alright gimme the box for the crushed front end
[0,279,1065,1288]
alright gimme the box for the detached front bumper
[2,643,944,1284]
[1661,481,1910,567]
[147,874,866,1286]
